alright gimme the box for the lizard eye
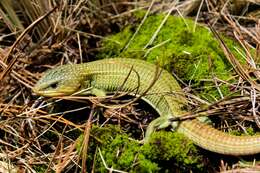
[49,82,58,89]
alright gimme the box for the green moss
[247,127,256,136]
[33,165,53,173]
[77,125,204,172]
[230,127,257,136]
[76,125,141,172]
[142,131,204,172]
[97,11,244,101]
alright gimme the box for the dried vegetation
[0,0,259,172]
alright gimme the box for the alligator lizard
[33,58,260,156]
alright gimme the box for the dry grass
[0,0,259,172]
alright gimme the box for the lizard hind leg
[144,115,176,143]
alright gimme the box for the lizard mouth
[32,89,66,97]
[32,86,70,97]
[32,82,83,97]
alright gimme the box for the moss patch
[77,125,205,172]
[97,11,244,101]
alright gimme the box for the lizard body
[33,58,260,156]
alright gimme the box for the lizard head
[33,64,90,97]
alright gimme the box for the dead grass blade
[0,6,57,80]
[208,22,260,91]
[0,0,24,32]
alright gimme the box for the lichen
[97,11,244,101]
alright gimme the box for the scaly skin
[33,58,260,156]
